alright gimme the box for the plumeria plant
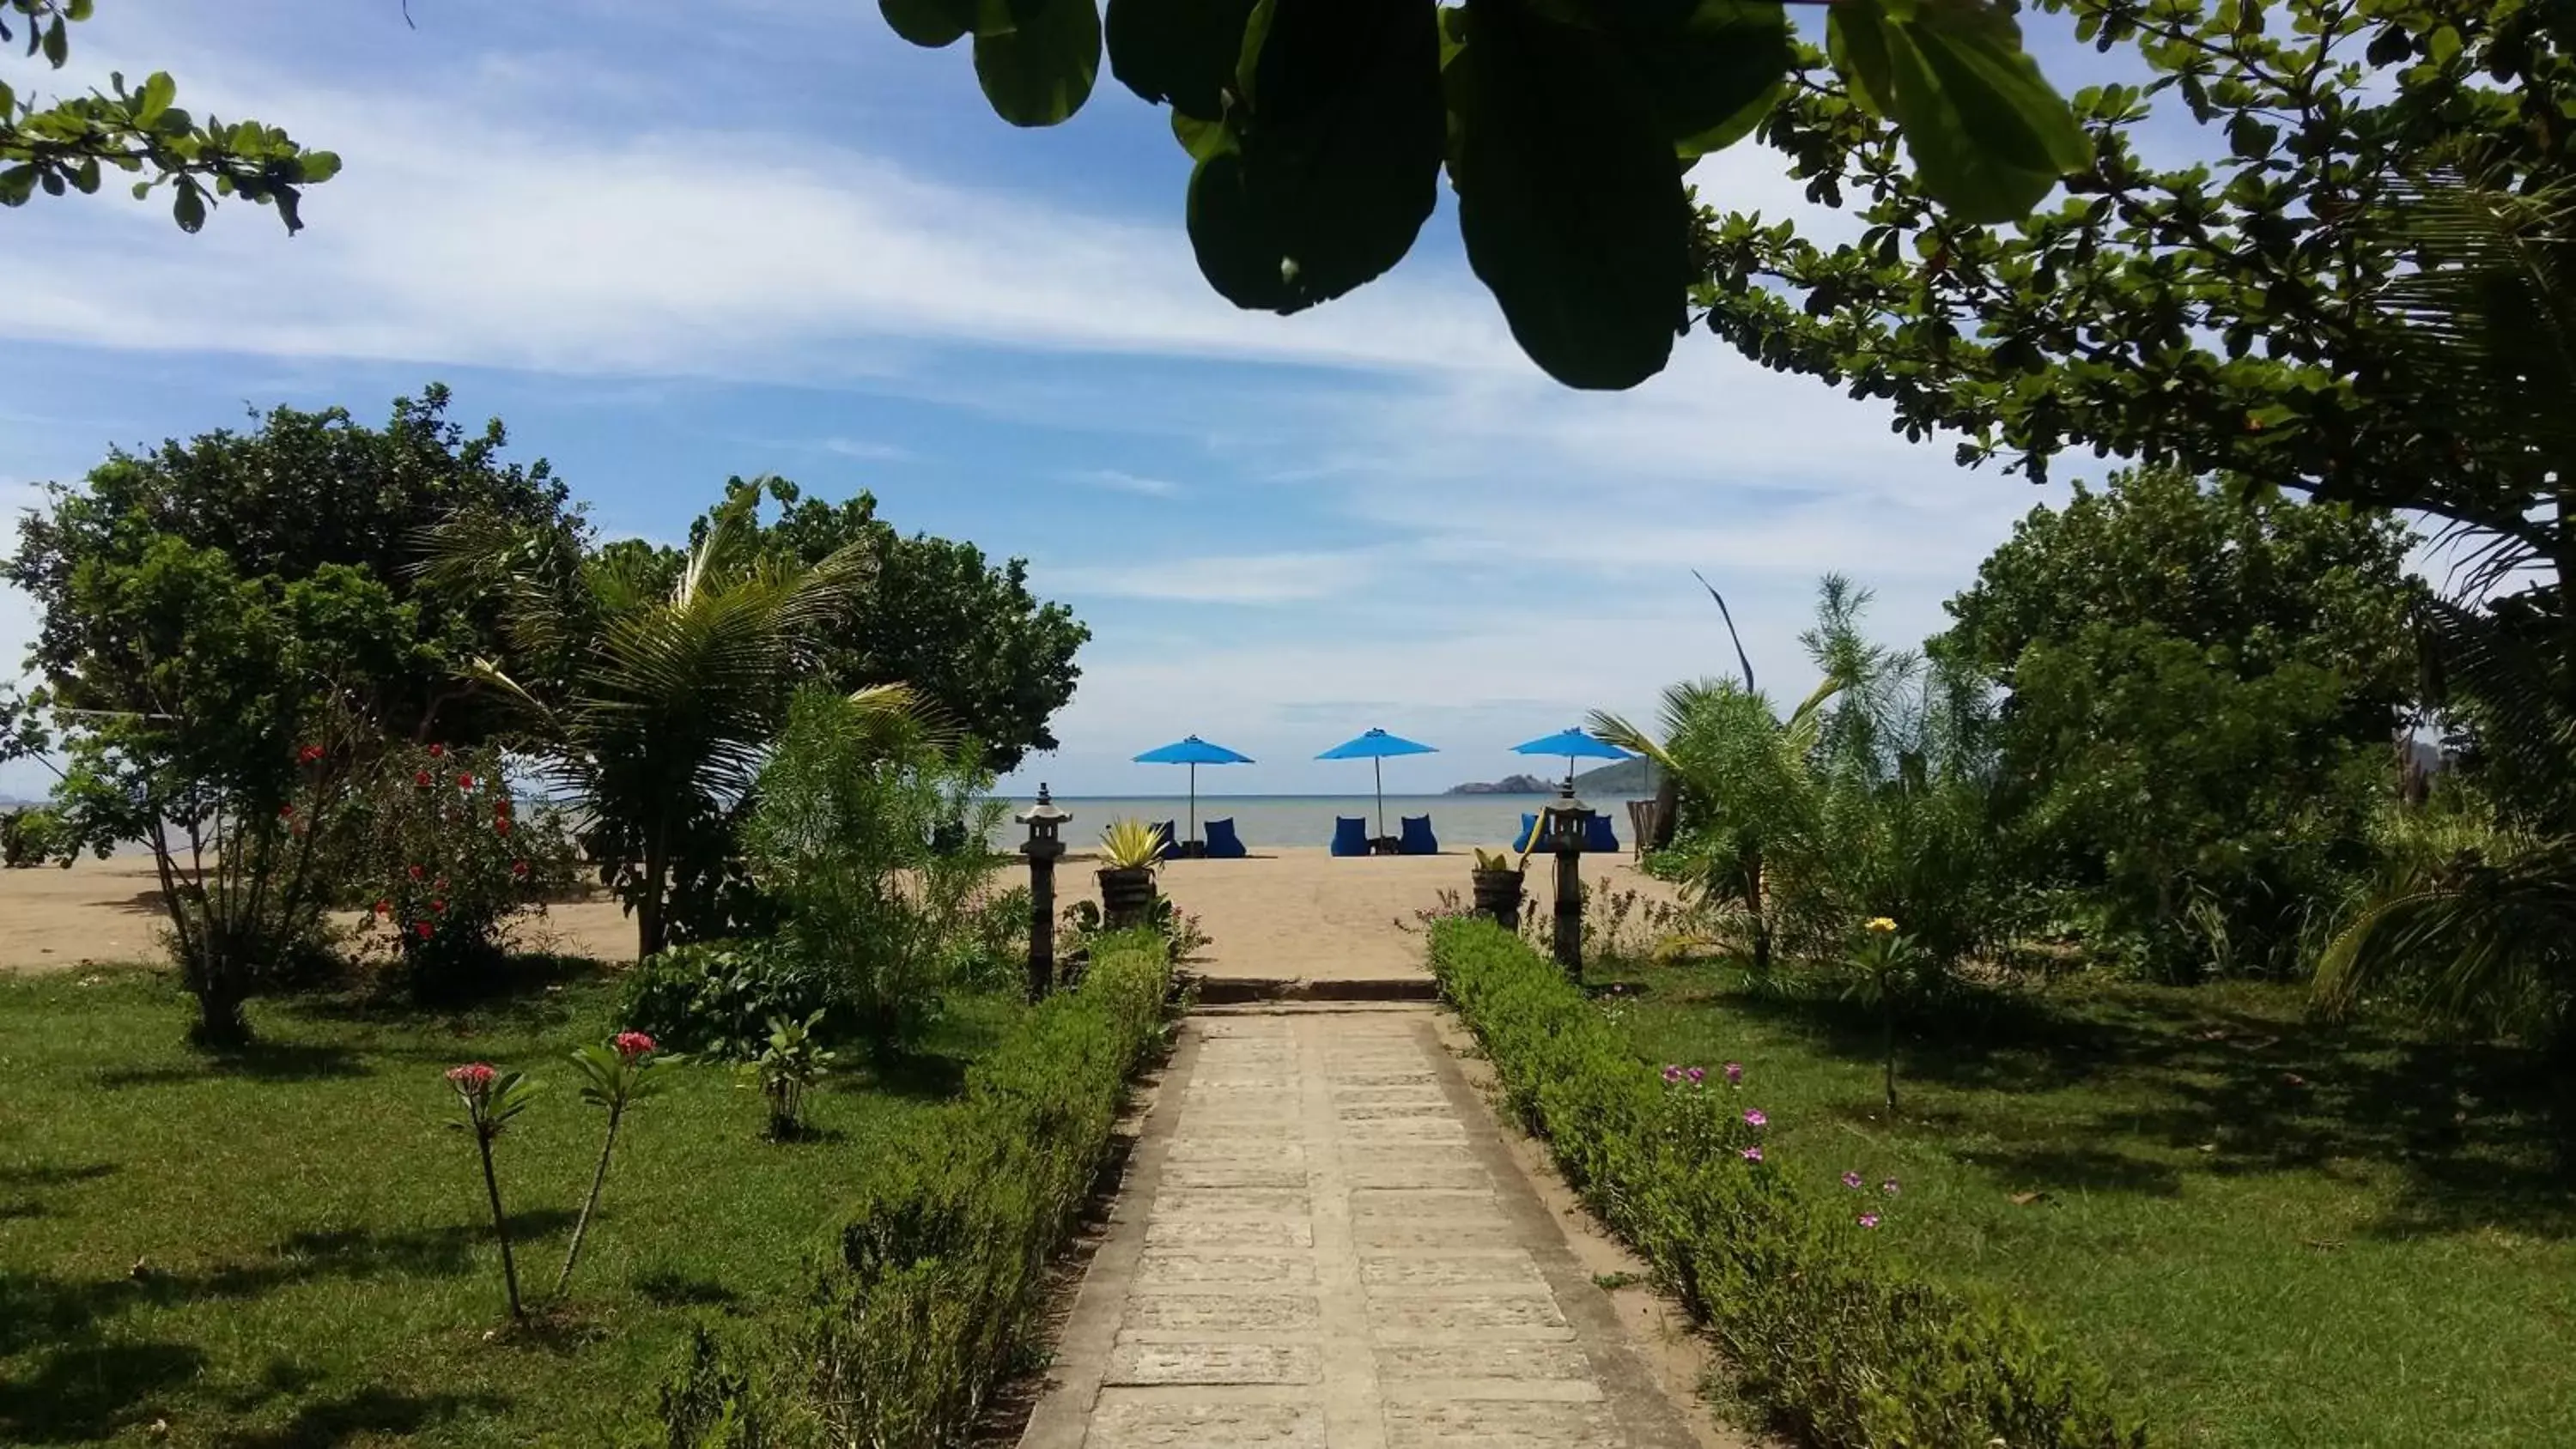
[445,1061,540,1321]
[1850,916,1918,1117]
[554,1030,673,1299]
[742,1011,834,1142]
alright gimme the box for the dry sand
[0,847,1679,984]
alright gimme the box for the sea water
[982,793,1649,850]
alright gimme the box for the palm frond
[2316,836,2576,1038]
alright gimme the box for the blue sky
[0,0,2163,798]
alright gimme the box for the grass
[1589,954,2576,1449]
[0,961,1022,1448]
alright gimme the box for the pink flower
[1685,1066,1705,1084]
[1740,1145,1764,1162]
[1858,1213,1881,1229]
[1661,1064,1682,1084]
[1843,1171,1864,1189]
[1743,1109,1768,1129]
[447,1062,494,1092]
[408,864,425,881]
[1881,1179,1900,1197]
[613,1031,657,1060]
[1723,1062,1742,1085]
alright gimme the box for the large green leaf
[974,0,1103,127]
[1184,0,1444,312]
[1599,0,1793,158]
[1449,0,1692,389]
[883,0,975,48]
[1107,0,1258,118]
[1829,0,2087,223]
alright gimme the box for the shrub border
[1428,917,2145,1449]
[657,931,1175,1447]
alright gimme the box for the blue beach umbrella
[1511,726,1635,788]
[1315,728,1438,839]
[1133,735,1255,848]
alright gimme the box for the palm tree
[428,488,874,958]
[2315,173,2576,1060]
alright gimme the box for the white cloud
[1042,550,1377,604]
[1073,469,1186,500]
[820,437,913,462]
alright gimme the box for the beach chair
[1585,814,1619,852]
[1398,815,1438,855]
[1152,820,1177,859]
[1330,815,1370,857]
[1202,817,1248,858]
[1514,812,1543,852]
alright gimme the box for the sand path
[1018,1005,1716,1448]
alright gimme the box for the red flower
[434,876,448,890]
[374,899,393,916]
[414,770,434,789]
[416,920,435,940]
[494,817,512,836]
[429,898,447,914]
[613,1031,657,1060]
[277,803,295,818]
[445,1061,493,1090]
[296,743,325,764]
[457,773,475,791]
[510,859,530,878]
[428,743,447,759]
[494,799,513,819]
[408,864,425,881]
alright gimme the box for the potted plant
[1471,847,1524,931]
[1097,819,1165,931]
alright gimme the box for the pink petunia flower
[1723,1062,1743,1085]
[1858,1213,1881,1228]
[1741,1145,1764,1162]
[1843,1171,1864,1189]
[1662,1064,1682,1084]
[1685,1066,1705,1084]
[1743,1109,1767,1129]
[1881,1179,1901,1197]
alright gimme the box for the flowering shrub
[556,1030,673,1298]
[1431,916,2142,1449]
[354,743,579,997]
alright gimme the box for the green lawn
[0,964,1018,1448]
[1592,956,2576,1448]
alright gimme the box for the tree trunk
[1650,767,1681,851]
[637,819,671,960]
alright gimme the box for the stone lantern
[1545,779,1594,978]
[1018,785,1072,1000]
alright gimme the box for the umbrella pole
[1188,762,1198,850]
[1375,757,1385,840]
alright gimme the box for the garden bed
[0,963,1021,1446]
[1591,949,2576,1448]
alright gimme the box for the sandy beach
[0,846,1680,985]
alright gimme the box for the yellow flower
[1864,917,1899,934]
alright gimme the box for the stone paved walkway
[1021,1005,1698,1449]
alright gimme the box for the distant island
[1445,757,1658,796]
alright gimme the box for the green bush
[659,931,1172,1449]
[0,804,76,868]
[1429,917,2144,1449]
[615,940,839,1062]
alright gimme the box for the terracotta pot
[1098,865,1158,931]
[1471,868,1525,932]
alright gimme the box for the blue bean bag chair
[1203,817,1248,859]
[1586,813,1619,853]
[1329,815,1370,857]
[1398,815,1438,856]
[1514,812,1544,852]
[1152,820,1176,859]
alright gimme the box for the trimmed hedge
[659,931,1174,1448]
[1429,918,2145,1449]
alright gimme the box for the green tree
[691,477,1087,772]
[874,0,2090,387]
[1693,0,2562,677]
[40,540,406,1042]
[3,0,338,230]
[8,386,585,749]
[434,490,872,960]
